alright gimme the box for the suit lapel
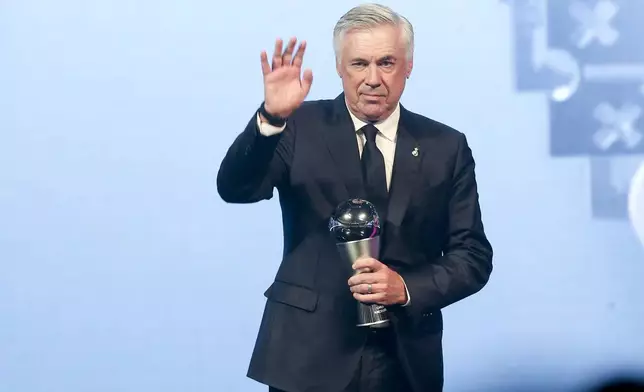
[322,94,366,200]
[386,106,422,228]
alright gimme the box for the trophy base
[357,302,390,328]
[357,319,391,328]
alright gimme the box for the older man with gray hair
[217,3,493,392]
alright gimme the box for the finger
[348,272,381,286]
[349,283,385,295]
[272,38,283,69]
[292,40,307,67]
[260,51,271,76]
[354,267,371,275]
[353,292,387,304]
[301,68,313,95]
[282,37,297,65]
[352,257,382,272]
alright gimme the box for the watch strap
[258,102,287,127]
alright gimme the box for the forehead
[340,25,405,58]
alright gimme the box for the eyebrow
[350,55,397,62]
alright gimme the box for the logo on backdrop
[503,0,644,237]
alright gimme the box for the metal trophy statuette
[329,198,390,328]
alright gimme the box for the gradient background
[1,1,643,391]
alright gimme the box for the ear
[406,59,413,79]
[336,59,342,78]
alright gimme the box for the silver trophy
[329,198,390,328]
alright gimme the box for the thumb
[301,68,313,95]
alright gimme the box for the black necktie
[360,124,388,211]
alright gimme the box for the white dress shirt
[256,101,411,306]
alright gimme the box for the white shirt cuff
[401,277,411,307]
[256,113,286,136]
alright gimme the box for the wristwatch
[258,102,287,127]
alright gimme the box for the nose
[365,64,381,88]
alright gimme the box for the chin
[361,105,385,117]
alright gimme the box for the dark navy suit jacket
[217,93,493,392]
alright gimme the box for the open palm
[261,38,313,118]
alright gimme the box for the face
[336,24,413,122]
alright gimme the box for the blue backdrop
[1,1,643,391]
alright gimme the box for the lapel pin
[412,147,419,157]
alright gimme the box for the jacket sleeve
[216,112,294,204]
[398,132,493,315]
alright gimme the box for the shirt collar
[345,99,400,142]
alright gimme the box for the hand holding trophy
[329,198,390,328]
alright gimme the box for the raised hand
[260,37,313,119]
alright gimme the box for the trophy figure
[329,198,390,328]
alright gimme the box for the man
[217,3,493,392]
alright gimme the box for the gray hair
[333,3,414,63]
